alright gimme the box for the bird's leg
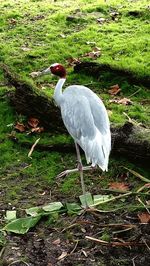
[74,142,88,208]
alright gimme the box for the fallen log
[1,63,150,165]
[74,62,150,88]
[1,64,65,132]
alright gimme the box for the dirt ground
[1,185,150,266]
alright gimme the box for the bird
[32,63,111,207]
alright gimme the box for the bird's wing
[61,95,96,141]
[88,93,110,135]
[64,85,110,135]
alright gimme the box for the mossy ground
[0,0,150,265]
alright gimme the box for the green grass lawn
[0,0,149,207]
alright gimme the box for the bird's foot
[56,167,81,178]
[56,170,69,178]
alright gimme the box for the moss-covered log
[74,62,150,88]
[1,64,65,132]
[2,64,150,165]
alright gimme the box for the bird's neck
[54,78,66,106]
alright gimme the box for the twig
[137,183,150,193]
[90,192,133,207]
[8,260,30,266]
[85,236,108,245]
[136,197,150,214]
[142,238,150,252]
[123,167,150,183]
[85,236,144,247]
[62,220,136,233]
[129,87,141,98]
[28,138,40,158]
[100,188,149,196]
[0,247,5,259]
[123,112,134,124]
[113,227,133,235]
[70,240,79,254]
[132,256,137,266]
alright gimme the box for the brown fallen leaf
[31,127,44,133]
[138,212,150,224]
[30,15,45,21]
[85,47,101,59]
[118,98,133,105]
[52,238,61,245]
[29,71,42,78]
[108,84,121,95]
[97,18,106,24]
[110,11,119,21]
[109,182,129,191]
[15,122,26,132]
[66,57,81,66]
[93,46,101,52]
[109,97,133,105]
[57,251,68,260]
[9,18,17,25]
[28,118,39,128]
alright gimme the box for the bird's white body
[54,78,111,171]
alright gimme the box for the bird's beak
[40,67,51,75]
[30,67,51,78]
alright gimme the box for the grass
[0,0,150,209]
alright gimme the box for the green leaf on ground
[42,202,63,212]
[66,202,82,214]
[79,192,93,207]
[4,216,41,234]
[5,210,17,221]
[26,206,43,216]
[26,202,63,217]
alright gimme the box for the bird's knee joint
[77,162,82,171]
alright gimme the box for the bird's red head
[50,63,66,78]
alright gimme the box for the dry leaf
[108,84,121,95]
[97,18,106,24]
[66,57,81,66]
[31,127,44,133]
[109,97,133,105]
[59,33,66,38]
[9,18,17,25]
[86,41,96,45]
[81,250,88,257]
[138,212,150,224]
[28,118,39,128]
[30,15,45,21]
[93,46,101,52]
[85,49,101,59]
[15,122,26,132]
[29,71,42,78]
[52,238,61,245]
[21,46,31,52]
[109,182,129,191]
[57,251,68,260]
[118,98,133,105]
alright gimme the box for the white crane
[32,63,111,207]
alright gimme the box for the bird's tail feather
[79,129,111,171]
